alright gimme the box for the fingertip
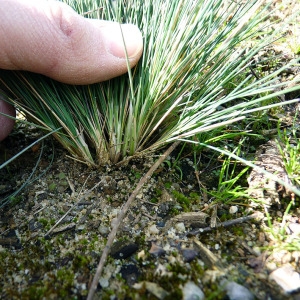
[46,19,144,84]
[102,23,143,59]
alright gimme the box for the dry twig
[87,141,180,300]
[187,211,264,236]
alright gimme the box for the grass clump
[276,120,300,188]
[0,0,300,167]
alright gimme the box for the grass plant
[276,119,300,188]
[208,140,251,205]
[0,0,300,167]
[263,200,300,251]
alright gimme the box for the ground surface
[0,1,300,299]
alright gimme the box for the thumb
[0,0,143,85]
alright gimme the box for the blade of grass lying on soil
[186,140,300,197]
[0,129,60,208]
[0,0,299,167]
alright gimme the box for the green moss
[150,197,159,203]
[154,188,163,197]
[23,285,48,300]
[164,182,172,189]
[9,195,23,206]
[231,226,245,236]
[172,190,191,211]
[48,182,57,191]
[189,192,200,200]
[58,172,66,180]
[80,238,89,245]
[60,180,69,186]
[73,253,90,269]
[219,213,230,222]
[38,218,48,227]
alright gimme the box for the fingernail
[105,23,143,58]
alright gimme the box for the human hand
[0,0,143,141]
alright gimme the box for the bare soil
[0,1,300,299]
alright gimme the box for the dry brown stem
[87,141,180,300]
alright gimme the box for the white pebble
[99,277,109,288]
[149,224,159,234]
[182,281,205,300]
[252,246,261,256]
[136,193,143,199]
[269,265,300,293]
[223,280,254,300]
[229,206,238,214]
[175,222,186,233]
[137,250,146,260]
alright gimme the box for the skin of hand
[0,0,143,141]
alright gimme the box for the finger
[0,0,143,85]
[0,97,15,142]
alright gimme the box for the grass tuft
[0,0,299,166]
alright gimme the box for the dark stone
[157,202,174,218]
[28,219,43,231]
[149,242,166,257]
[156,221,166,228]
[110,241,139,259]
[120,264,140,286]
[181,248,198,262]
[99,176,118,195]
[0,229,22,249]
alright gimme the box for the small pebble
[182,281,205,300]
[252,246,261,256]
[110,241,139,259]
[156,221,165,228]
[172,183,180,190]
[120,264,139,286]
[99,224,109,236]
[281,252,292,264]
[175,222,186,233]
[181,248,198,263]
[223,280,254,300]
[136,193,143,199]
[269,265,300,293]
[142,281,170,299]
[149,224,159,234]
[99,277,109,288]
[287,223,300,235]
[265,262,277,271]
[137,250,146,260]
[229,206,238,214]
[77,224,85,231]
[149,242,166,257]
